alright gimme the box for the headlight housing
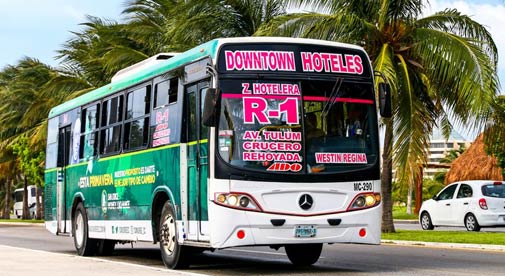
[214,192,262,212]
[348,193,381,211]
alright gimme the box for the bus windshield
[217,78,379,174]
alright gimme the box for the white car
[419,180,505,231]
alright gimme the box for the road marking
[224,248,286,256]
[0,244,210,276]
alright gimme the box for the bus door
[185,81,210,241]
[57,125,71,234]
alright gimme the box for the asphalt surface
[0,222,505,276]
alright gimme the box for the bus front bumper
[208,203,382,248]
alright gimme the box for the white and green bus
[44,37,391,268]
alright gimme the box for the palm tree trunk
[406,185,412,215]
[35,183,42,220]
[22,175,29,220]
[2,177,11,219]
[381,119,396,233]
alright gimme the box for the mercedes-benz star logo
[298,194,313,210]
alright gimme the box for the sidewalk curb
[394,219,418,224]
[382,239,505,252]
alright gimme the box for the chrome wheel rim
[466,215,476,230]
[421,214,430,229]
[75,211,84,248]
[160,212,176,256]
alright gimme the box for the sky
[0,0,504,139]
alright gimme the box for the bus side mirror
[378,83,392,118]
[202,88,219,127]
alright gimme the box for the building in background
[425,128,472,178]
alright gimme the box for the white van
[13,185,40,219]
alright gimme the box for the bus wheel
[159,201,189,269]
[97,239,116,256]
[73,203,97,256]
[285,243,322,266]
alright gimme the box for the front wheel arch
[71,196,85,230]
[151,191,171,243]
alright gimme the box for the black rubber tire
[73,203,98,256]
[420,212,435,230]
[97,239,116,256]
[465,213,481,232]
[285,243,322,266]
[159,201,190,269]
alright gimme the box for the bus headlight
[348,193,381,211]
[214,192,262,212]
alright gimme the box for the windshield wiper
[321,77,343,120]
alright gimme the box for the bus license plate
[294,225,317,238]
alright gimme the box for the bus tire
[159,201,189,269]
[73,203,97,256]
[97,239,116,256]
[285,243,322,266]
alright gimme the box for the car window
[457,184,473,198]
[481,184,505,198]
[437,184,457,200]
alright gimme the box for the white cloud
[0,0,122,68]
[427,0,505,91]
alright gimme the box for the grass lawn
[0,219,44,223]
[392,206,418,220]
[382,230,505,246]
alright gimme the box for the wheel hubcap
[75,212,84,248]
[421,215,429,228]
[160,213,176,255]
[466,216,475,230]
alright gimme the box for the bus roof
[48,37,366,118]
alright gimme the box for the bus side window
[46,117,58,169]
[124,85,151,151]
[100,95,124,155]
[152,77,180,147]
[154,78,178,108]
[79,103,100,160]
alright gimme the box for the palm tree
[57,16,150,86]
[258,0,499,232]
[0,58,69,219]
[0,153,16,219]
[484,96,505,174]
[122,0,287,51]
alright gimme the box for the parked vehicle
[12,185,40,219]
[419,180,505,231]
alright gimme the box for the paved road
[1,223,505,276]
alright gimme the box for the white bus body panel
[207,179,381,248]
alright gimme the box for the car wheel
[285,243,322,266]
[420,212,434,230]
[464,213,481,232]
